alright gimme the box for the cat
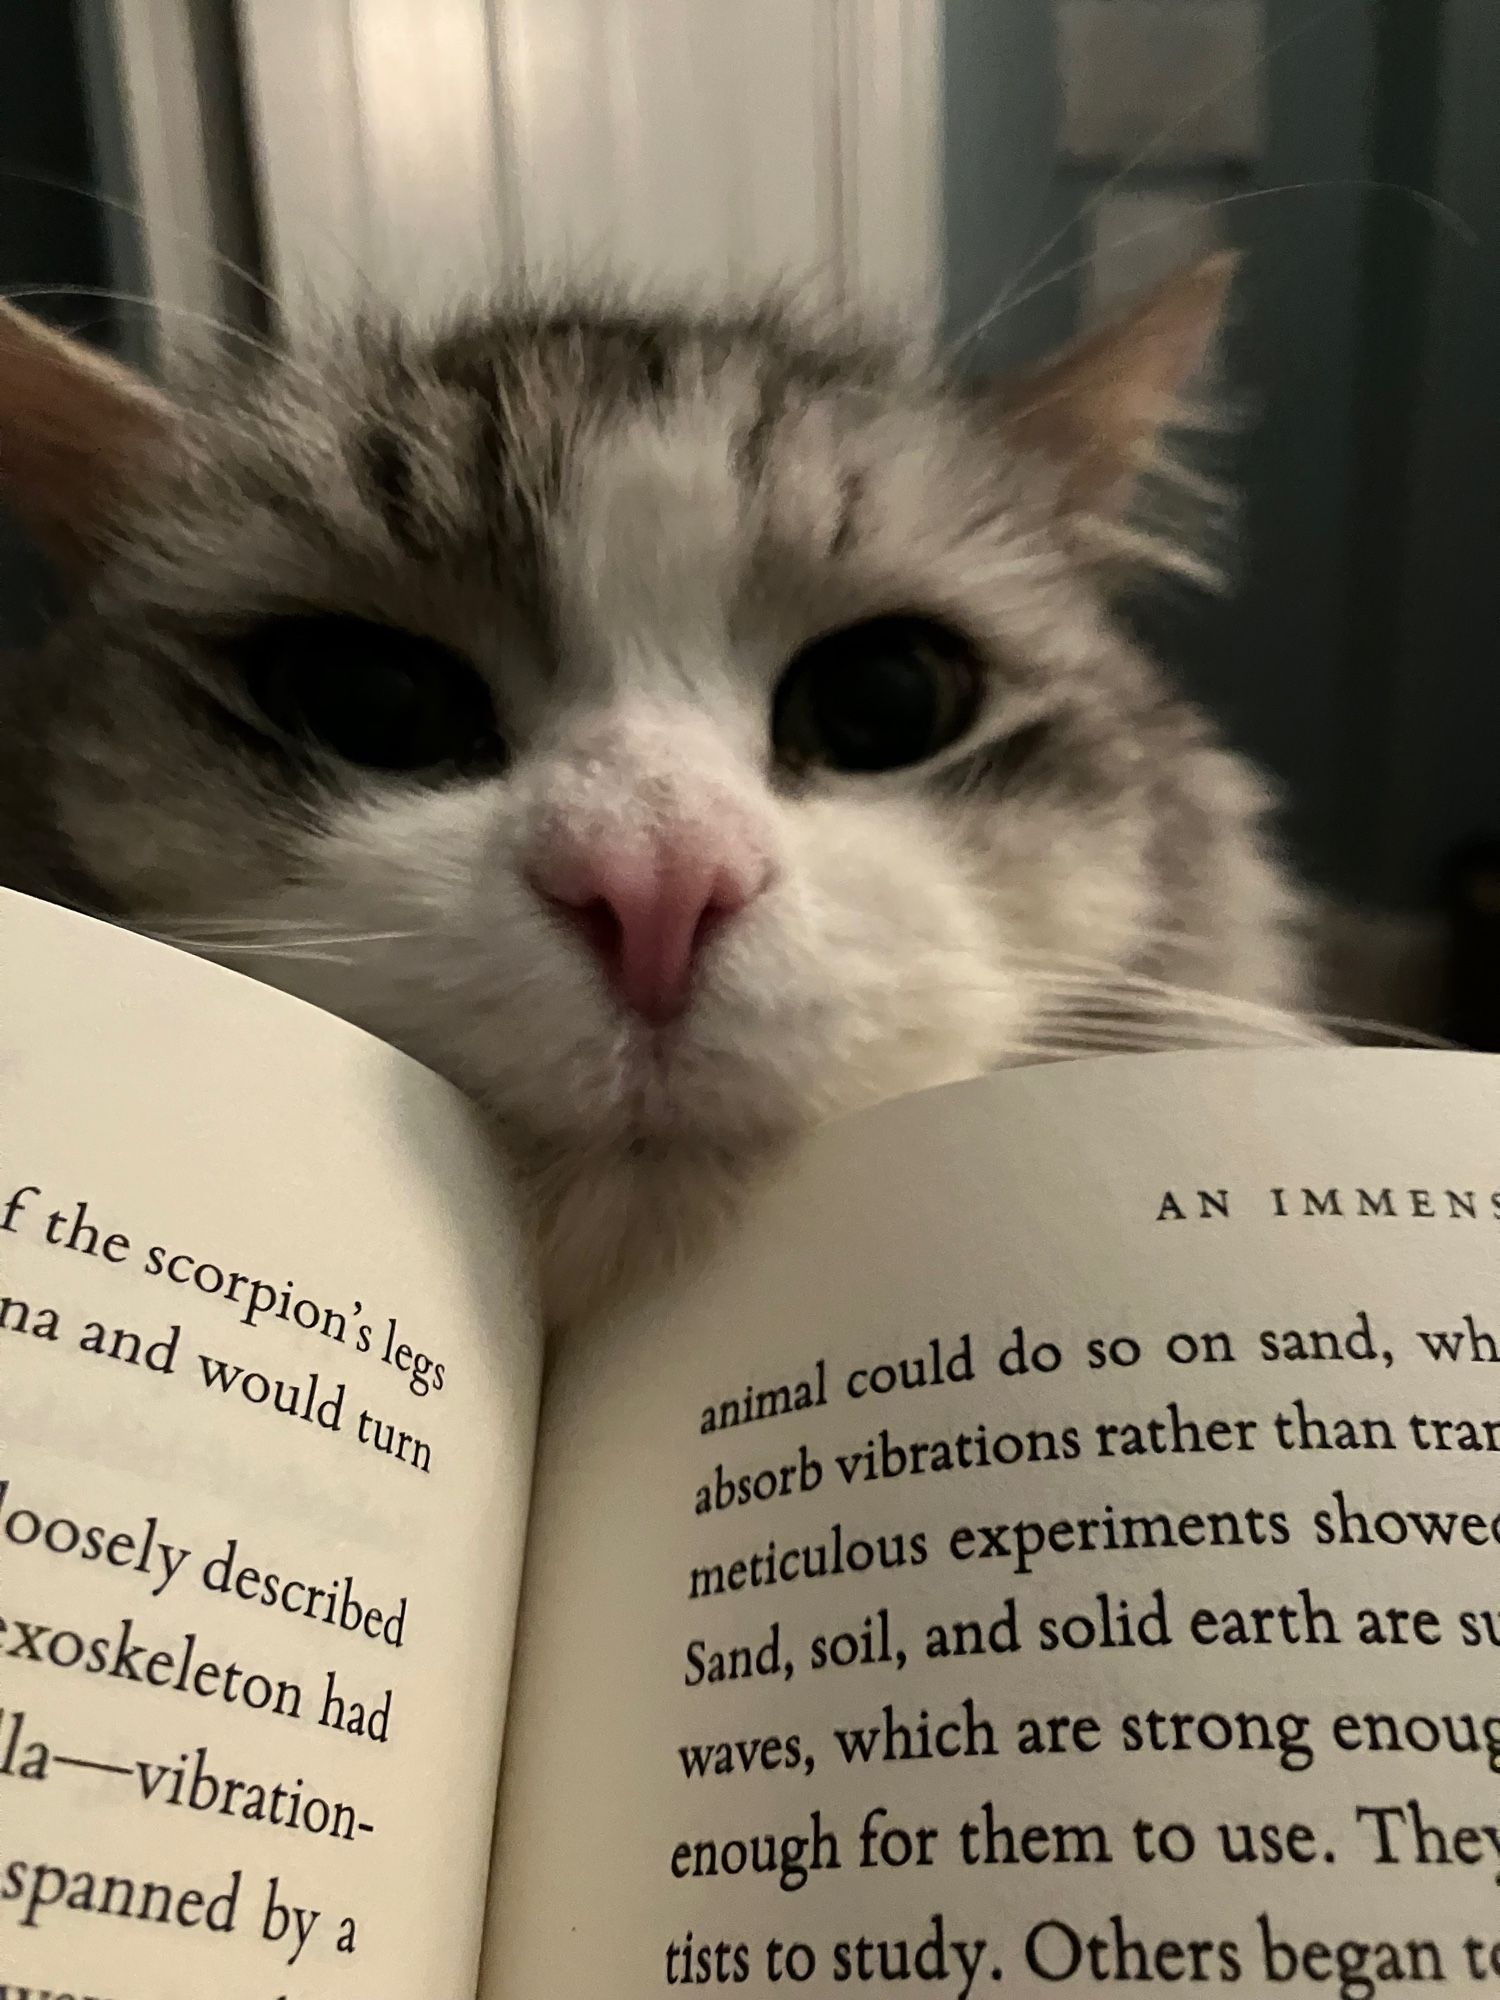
[0,261,1308,1327]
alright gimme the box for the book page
[1,889,539,1996]
[484,1049,1500,1998]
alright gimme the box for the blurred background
[2,1,1497,1039]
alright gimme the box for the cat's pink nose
[530,838,771,1023]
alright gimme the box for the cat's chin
[513,1049,993,1334]
[517,1004,827,1157]
[516,1127,789,1334]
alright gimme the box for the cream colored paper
[1,889,538,1997]
[487,1050,1500,1997]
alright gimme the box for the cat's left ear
[0,302,175,575]
[996,253,1235,529]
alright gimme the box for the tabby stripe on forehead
[736,367,788,488]
[830,469,865,558]
[629,329,672,399]
[358,421,443,560]
[464,381,558,646]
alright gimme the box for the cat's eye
[772,616,982,774]
[229,615,501,772]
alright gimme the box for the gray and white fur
[0,268,1308,1325]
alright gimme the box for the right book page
[482,1050,1500,1998]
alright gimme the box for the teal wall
[1191,0,1375,900]
[1369,0,1500,905]
[941,0,1077,373]
[938,0,1497,911]
[0,0,122,642]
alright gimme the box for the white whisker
[156,939,357,968]
[0,161,284,322]
[154,932,418,954]
[956,180,1475,366]
[946,0,1356,361]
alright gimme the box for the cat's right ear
[0,302,174,575]
[988,256,1235,584]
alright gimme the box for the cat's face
[0,276,1296,1227]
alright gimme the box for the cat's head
[0,272,1297,1307]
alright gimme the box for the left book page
[0,888,540,1998]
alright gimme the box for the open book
[5,882,1499,1998]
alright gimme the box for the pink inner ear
[0,302,170,571]
[999,254,1235,513]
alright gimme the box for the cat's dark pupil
[815,653,935,768]
[233,616,499,772]
[775,617,978,773]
